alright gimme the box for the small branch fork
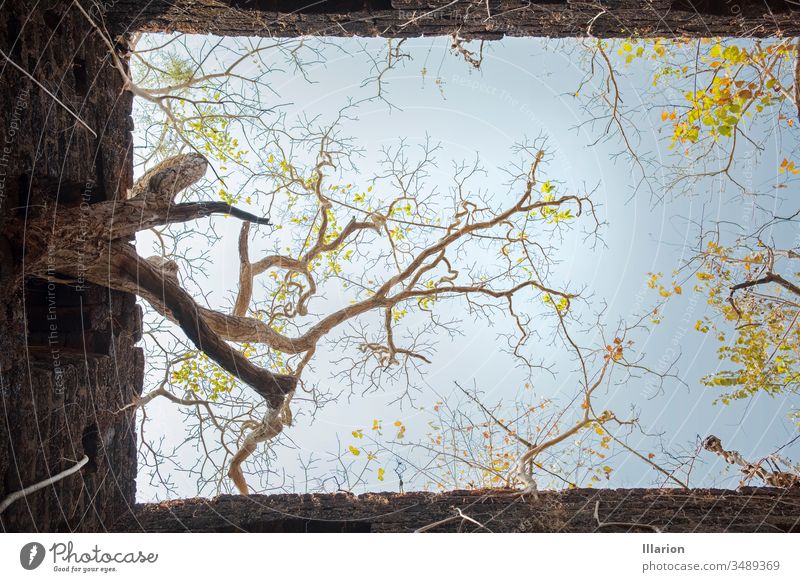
[729,272,800,315]
[724,242,800,318]
[414,507,493,533]
[450,35,484,69]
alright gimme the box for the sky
[132,35,799,501]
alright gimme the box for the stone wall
[0,0,143,532]
[1,0,798,534]
[107,1,800,39]
[115,487,800,532]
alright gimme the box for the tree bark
[0,0,143,533]
[6,194,296,408]
[104,243,297,407]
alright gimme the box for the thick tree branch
[105,243,295,408]
[730,273,800,297]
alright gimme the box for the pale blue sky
[133,36,799,500]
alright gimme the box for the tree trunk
[0,0,143,533]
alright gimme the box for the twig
[0,48,96,137]
[0,456,89,514]
[593,501,662,533]
[455,507,493,532]
[414,514,459,533]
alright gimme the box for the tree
[683,232,800,407]
[17,14,668,496]
[573,37,800,199]
[571,35,800,421]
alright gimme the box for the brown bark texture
[0,0,143,532]
[107,1,800,39]
[2,0,799,533]
[114,487,800,533]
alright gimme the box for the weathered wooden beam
[113,487,800,532]
[106,1,800,39]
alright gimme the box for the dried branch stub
[703,435,799,489]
